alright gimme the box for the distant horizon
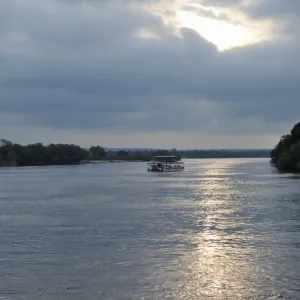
[0,133,280,150]
[0,138,272,151]
[104,147,271,151]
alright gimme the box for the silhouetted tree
[0,140,88,166]
[89,146,106,158]
[116,150,129,157]
[271,121,300,172]
[291,122,300,139]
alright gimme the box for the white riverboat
[147,155,184,172]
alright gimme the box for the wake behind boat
[147,155,184,172]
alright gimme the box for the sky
[0,0,299,149]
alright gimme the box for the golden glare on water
[177,10,268,51]
[166,161,260,299]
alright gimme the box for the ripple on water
[1,159,300,299]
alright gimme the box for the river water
[1,158,300,299]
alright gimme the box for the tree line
[271,121,300,172]
[0,139,89,166]
[0,138,271,167]
[0,140,180,166]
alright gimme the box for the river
[1,158,300,299]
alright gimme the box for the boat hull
[147,162,184,172]
[147,168,184,172]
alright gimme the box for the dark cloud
[0,0,299,145]
[245,0,300,18]
[242,0,300,35]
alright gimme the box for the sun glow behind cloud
[177,9,271,51]
[136,0,273,52]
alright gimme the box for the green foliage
[116,150,129,157]
[0,139,16,166]
[291,122,300,139]
[271,122,300,172]
[270,134,294,163]
[0,140,105,167]
[89,146,106,159]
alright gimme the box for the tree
[270,134,293,163]
[0,140,89,167]
[291,122,300,140]
[89,146,106,158]
[271,122,300,172]
[116,150,129,157]
[0,139,12,148]
[0,139,15,166]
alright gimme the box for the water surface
[1,158,300,299]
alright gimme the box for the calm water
[1,158,300,300]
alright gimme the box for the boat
[147,155,184,172]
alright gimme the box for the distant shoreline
[0,157,271,168]
[81,159,145,164]
[81,156,270,165]
[0,138,271,168]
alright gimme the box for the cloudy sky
[0,0,299,149]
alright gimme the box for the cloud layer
[0,0,299,147]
